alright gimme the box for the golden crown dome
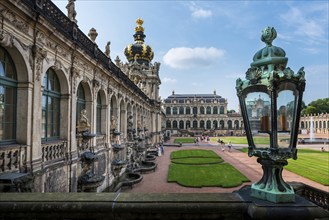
[124,18,154,65]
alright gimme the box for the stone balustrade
[41,140,67,163]
[0,185,328,220]
[0,145,28,174]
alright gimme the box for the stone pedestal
[238,186,328,220]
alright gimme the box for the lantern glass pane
[277,90,296,148]
[245,92,271,148]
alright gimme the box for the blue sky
[54,1,328,111]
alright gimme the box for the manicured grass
[168,163,250,188]
[173,138,195,143]
[168,149,250,188]
[171,149,219,159]
[238,148,329,186]
[210,136,271,145]
[172,157,223,165]
[286,149,329,186]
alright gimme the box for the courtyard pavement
[122,138,329,193]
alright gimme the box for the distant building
[163,91,243,136]
[300,113,329,134]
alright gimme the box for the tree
[302,98,329,115]
[305,106,317,115]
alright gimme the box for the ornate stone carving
[33,45,47,81]
[0,29,14,47]
[0,9,29,34]
[36,30,46,46]
[71,66,81,93]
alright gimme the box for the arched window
[186,120,191,129]
[166,120,171,128]
[220,106,224,114]
[179,106,184,114]
[200,106,205,114]
[213,106,218,114]
[220,120,224,129]
[206,120,211,129]
[193,107,198,115]
[228,120,232,129]
[301,122,305,129]
[42,68,60,140]
[315,121,318,129]
[173,107,178,115]
[234,120,239,129]
[200,120,205,128]
[77,84,86,122]
[319,121,322,129]
[166,107,171,115]
[193,120,197,128]
[213,120,218,129]
[0,46,17,144]
[186,107,191,115]
[96,93,102,134]
[179,120,184,129]
[206,106,211,114]
[173,120,178,128]
[323,121,326,129]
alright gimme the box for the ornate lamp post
[236,27,306,203]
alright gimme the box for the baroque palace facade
[300,113,329,134]
[163,91,243,136]
[0,0,162,192]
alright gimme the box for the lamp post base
[251,158,295,203]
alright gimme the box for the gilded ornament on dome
[142,44,147,56]
[135,18,144,32]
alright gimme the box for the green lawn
[286,149,329,186]
[172,157,223,165]
[171,149,219,159]
[168,149,250,188]
[238,148,329,186]
[173,138,195,143]
[210,136,271,145]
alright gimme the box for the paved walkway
[122,139,329,193]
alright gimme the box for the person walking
[220,140,225,152]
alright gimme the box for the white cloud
[280,5,328,46]
[162,77,177,83]
[163,47,225,69]
[189,3,212,18]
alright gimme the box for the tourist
[321,147,325,152]
[221,140,225,152]
[161,143,164,155]
[228,141,232,152]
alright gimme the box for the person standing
[221,140,225,152]
[228,141,232,152]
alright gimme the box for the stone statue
[88,28,98,43]
[66,0,77,23]
[111,115,117,130]
[127,114,133,130]
[137,120,142,130]
[77,109,90,132]
[105,41,111,57]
